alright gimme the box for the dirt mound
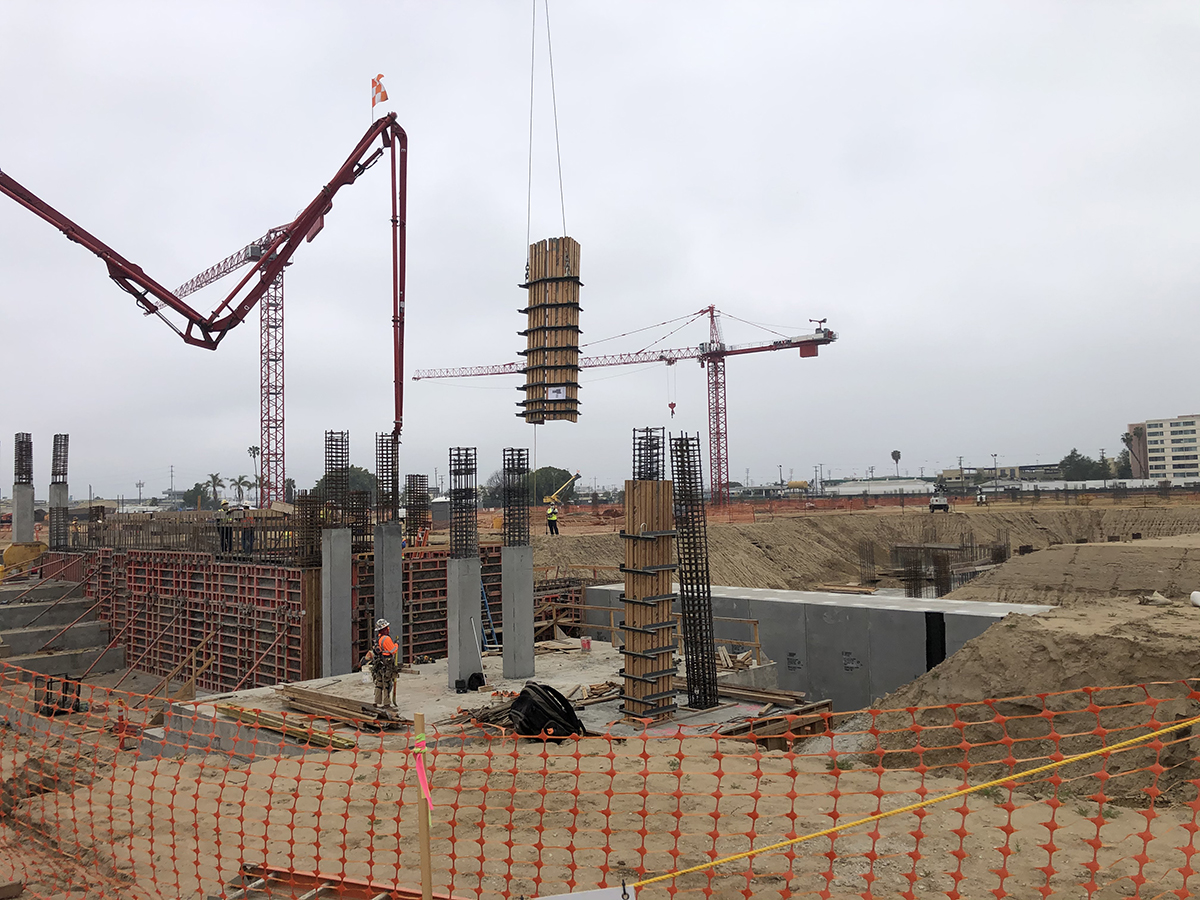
[948,542,1200,606]
[863,601,1200,801]
[536,506,1200,590]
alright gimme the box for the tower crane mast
[414,305,837,504]
[0,113,410,506]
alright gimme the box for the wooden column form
[519,237,581,424]
[619,479,677,720]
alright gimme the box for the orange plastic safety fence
[3,660,1200,899]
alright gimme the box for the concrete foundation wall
[321,528,353,678]
[12,483,34,543]
[447,557,483,689]
[501,545,534,680]
[374,524,405,647]
[586,584,1050,710]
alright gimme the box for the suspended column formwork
[518,237,582,424]
[619,428,677,721]
[670,434,718,710]
[260,273,285,506]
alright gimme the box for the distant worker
[547,504,560,536]
[364,618,400,708]
[240,506,255,553]
[217,500,234,552]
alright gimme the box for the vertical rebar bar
[670,433,718,710]
[14,433,32,485]
[449,448,478,560]
[295,490,322,567]
[502,448,531,547]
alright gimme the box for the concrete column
[501,545,535,680]
[446,556,482,690]
[374,523,405,651]
[49,483,69,551]
[12,484,34,543]
[320,527,353,678]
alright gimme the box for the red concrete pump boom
[0,112,410,436]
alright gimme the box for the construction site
[4,8,1200,900]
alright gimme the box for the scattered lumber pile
[715,646,757,671]
[274,684,409,730]
[215,703,357,750]
[717,699,834,751]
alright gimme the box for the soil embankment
[534,505,1200,590]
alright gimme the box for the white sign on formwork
[547,386,567,400]
[535,889,634,900]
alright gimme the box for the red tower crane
[413,305,837,504]
[0,113,409,506]
[171,229,288,506]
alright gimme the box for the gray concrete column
[49,483,68,511]
[320,527,353,677]
[374,523,405,651]
[501,545,535,680]
[12,484,34,543]
[446,556,482,690]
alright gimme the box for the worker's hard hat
[375,618,390,631]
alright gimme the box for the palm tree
[231,475,252,504]
[207,473,225,506]
[247,446,261,506]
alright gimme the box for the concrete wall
[501,545,534,680]
[374,524,405,647]
[585,584,1051,711]
[321,528,352,678]
[446,557,483,689]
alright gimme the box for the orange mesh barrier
[3,660,1200,899]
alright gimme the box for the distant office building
[1127,415,1200,480]
[939,464,1060,484]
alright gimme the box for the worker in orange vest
[364,618,400,708]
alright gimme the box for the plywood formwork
[519,236,581,424]
[619,479,678,719]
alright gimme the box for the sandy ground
[530,505,1200,592]
[6,713,1200,900]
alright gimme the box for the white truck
[929,492,950,513]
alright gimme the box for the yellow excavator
[543,472,581,505]
[0,541,48,581]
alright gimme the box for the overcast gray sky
[2,2,1198,499]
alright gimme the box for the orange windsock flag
[371,74,388,108]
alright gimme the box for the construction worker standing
[546,504,560,536]
[217,501,234,553]
[364,618,400,708]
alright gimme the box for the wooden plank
[215,703,357,750]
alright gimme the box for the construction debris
[274,684,410,730]
[214,703,357,750]
[717,699,834,751]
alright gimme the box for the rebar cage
[374,432,399,524]
[502,448,531,547]
[323,430,350,512]
[405,474,431,544]
[670,433,718,710]
[14,432,32,485]
[632,427,665,482]
[449,447,478,560]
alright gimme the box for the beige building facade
[1128,415,1200,481]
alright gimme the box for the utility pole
[992,453,998,493]
[136,480,144,504]
[958,455,964,496]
